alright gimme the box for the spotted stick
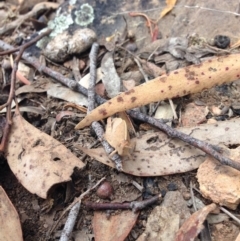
[75,54,240,129]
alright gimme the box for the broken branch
[87,42,123,171]
[0,40,239,171]
[0,29,51,152]
[84,194,161,213]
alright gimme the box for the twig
[190,181,197,211]
[59,202,80,241]
[50,177,106,239]
[0,29,51,152]
[0,2,58,35]
[129,12,156,39]
[1,40,240,171]
[0,28,52,56]
[133,57,149,82]
[127,110,240,170]
[193,186,240,226]
[88,42,98,113]
[219,207,240,225]
[87,42,123,171]
[169,99,178,119]
[84,194,161,213]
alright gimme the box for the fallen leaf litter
[1,0,240,240]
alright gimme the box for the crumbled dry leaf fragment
[0,186,23,241]
[5,113,85,199]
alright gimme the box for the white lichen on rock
[74,3,94,26]
[48,8,74,38]
[37,2,96,59]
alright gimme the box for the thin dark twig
[49,177,105,238]
[0,122,10,152]
[193,186,240,225]
[127,110,240,170]
[88,42,98,113]
[0,40,239,170]
[84,194,161,213]
[0,30,51,152]
[0,28,52,56]
[88,42,123,171]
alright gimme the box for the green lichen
[48,8,74,37]
[37,3,95,49]
[37,8,73,49]
[74,3,94,26]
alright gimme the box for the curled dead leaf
[104,117,135,158]
[5,114,85,199]
[175,203,217,241]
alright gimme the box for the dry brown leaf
[76,119,240,176]
[93,211,139,241]
[15,78,51,95]
[160,0,177,19]
[104,117,135,158]
[0,2,59,35]
[5,113,85,199]
[175,203,217,241]
[0,186,23,241]
[76,53,240,129]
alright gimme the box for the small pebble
[220,106,229,115]
[211,106,222,116]
[228,108,234,117]
[96,181,114,199]
[215,115,228,121]
[43,223,49,228]
[214,35,230,49]
[126,42,138,52]
[182,191,191,200]
[127,30,135,40]
[161,189,167,197]
[194,100,206,106]
[15,36,23,45]
[167,183,178,191]
[231,103,240,115]
[207,118,217,124]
